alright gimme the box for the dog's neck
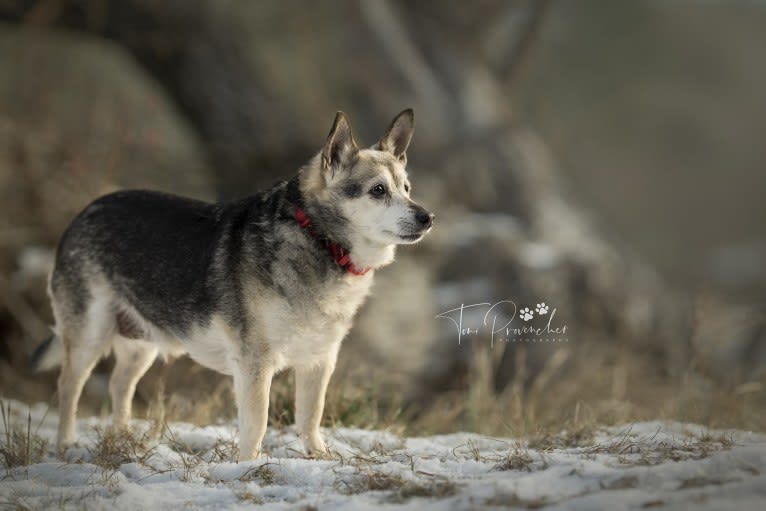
[286,175,396,274]
[346,234,396,271]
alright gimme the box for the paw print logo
[536,303,549,315]
[520,307,534,322]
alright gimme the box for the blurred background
[0,0,764,436]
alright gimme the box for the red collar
[294,207,371,276]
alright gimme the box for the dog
[32,109,433,460]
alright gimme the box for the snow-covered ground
[1,400,765,510]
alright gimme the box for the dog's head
[301,109,434,246]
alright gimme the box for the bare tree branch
[358,0,453,140]
[484,0,553,89]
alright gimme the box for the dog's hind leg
[55,288,115,454]
[110,338,158,429]
[57,331,108,453]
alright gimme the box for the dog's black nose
[415,209,434,229]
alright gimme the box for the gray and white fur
[33,109,433,459]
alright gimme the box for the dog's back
[52,190,225,335]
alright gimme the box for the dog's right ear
[321,111,358,173]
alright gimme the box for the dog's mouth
[383,230,426,243]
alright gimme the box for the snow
[2,400,766,510]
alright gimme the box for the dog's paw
[306,446,335,460]
[302,434,334,460]
[238,448,264,462]
[237,440,265,461]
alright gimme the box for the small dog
[33,109,433,459]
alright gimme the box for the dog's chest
[249,274,373,367]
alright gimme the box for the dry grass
[86,425,155,470]
[580,426,735,466]
[127,335,766,449]
[236,462,277,484]
[334,447,458,503]
[267,368,405,433]
[602,475,640,490]
[527,424,596,451]
[338,467,457,503]
[339,470,407,494]
[407,338,766,439]
[388,479,457,503]
[206,437,240,463]
[0,400,48,469]
[492,445,536,472]
[163,423,239,463]
[678,475,739,489]
[485,492,548,509]
[452,439,546,473]
[3,323,763,468]
[85,422,266,483]
[233,490,264,505]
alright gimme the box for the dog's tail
[31,333,64,372]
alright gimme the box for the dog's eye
[369,184,386,197]
[404,184,410,193]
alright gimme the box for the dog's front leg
[295,358,336,458]
[233,363,274,460]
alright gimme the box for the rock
[0,23,213,258]
[0,23,213,403]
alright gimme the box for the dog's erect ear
[322,111,358,172]
[375,108,414,164]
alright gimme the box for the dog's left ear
[375,108,414,164]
